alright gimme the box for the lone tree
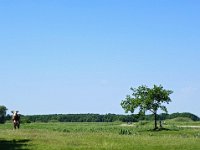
[0,105,7,124]
[121,85,173,130]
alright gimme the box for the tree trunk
[159,120,162,128]
[154,112,158,130]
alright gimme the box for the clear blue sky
[0,0,200,116]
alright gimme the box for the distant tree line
[1,105,199,124]
[16,114,139,123]
[145,112,200,121]
[4,112,200,123]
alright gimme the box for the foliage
[0,105,7,124]
[18,113,138,123]
[144,112,200,121]
[5,112,199,124]
[121,85,173,129]
[168,117,193,122]
[168,112,200,121]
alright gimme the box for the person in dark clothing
[11,111,20,129]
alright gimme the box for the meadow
[0,119,200,150]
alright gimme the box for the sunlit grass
[0,121,200,150]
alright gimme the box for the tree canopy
[0,105,7,124]
[121,85,173,129]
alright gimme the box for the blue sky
[0,0,200,116]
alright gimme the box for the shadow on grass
[0,139,31,150]
[148,127,179,132]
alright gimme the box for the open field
[0,121,200,150]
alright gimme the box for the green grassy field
[0,120,200,150]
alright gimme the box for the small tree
[121,85,173,130]
[0,105,7,124]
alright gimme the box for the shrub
[119,129,132,135]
